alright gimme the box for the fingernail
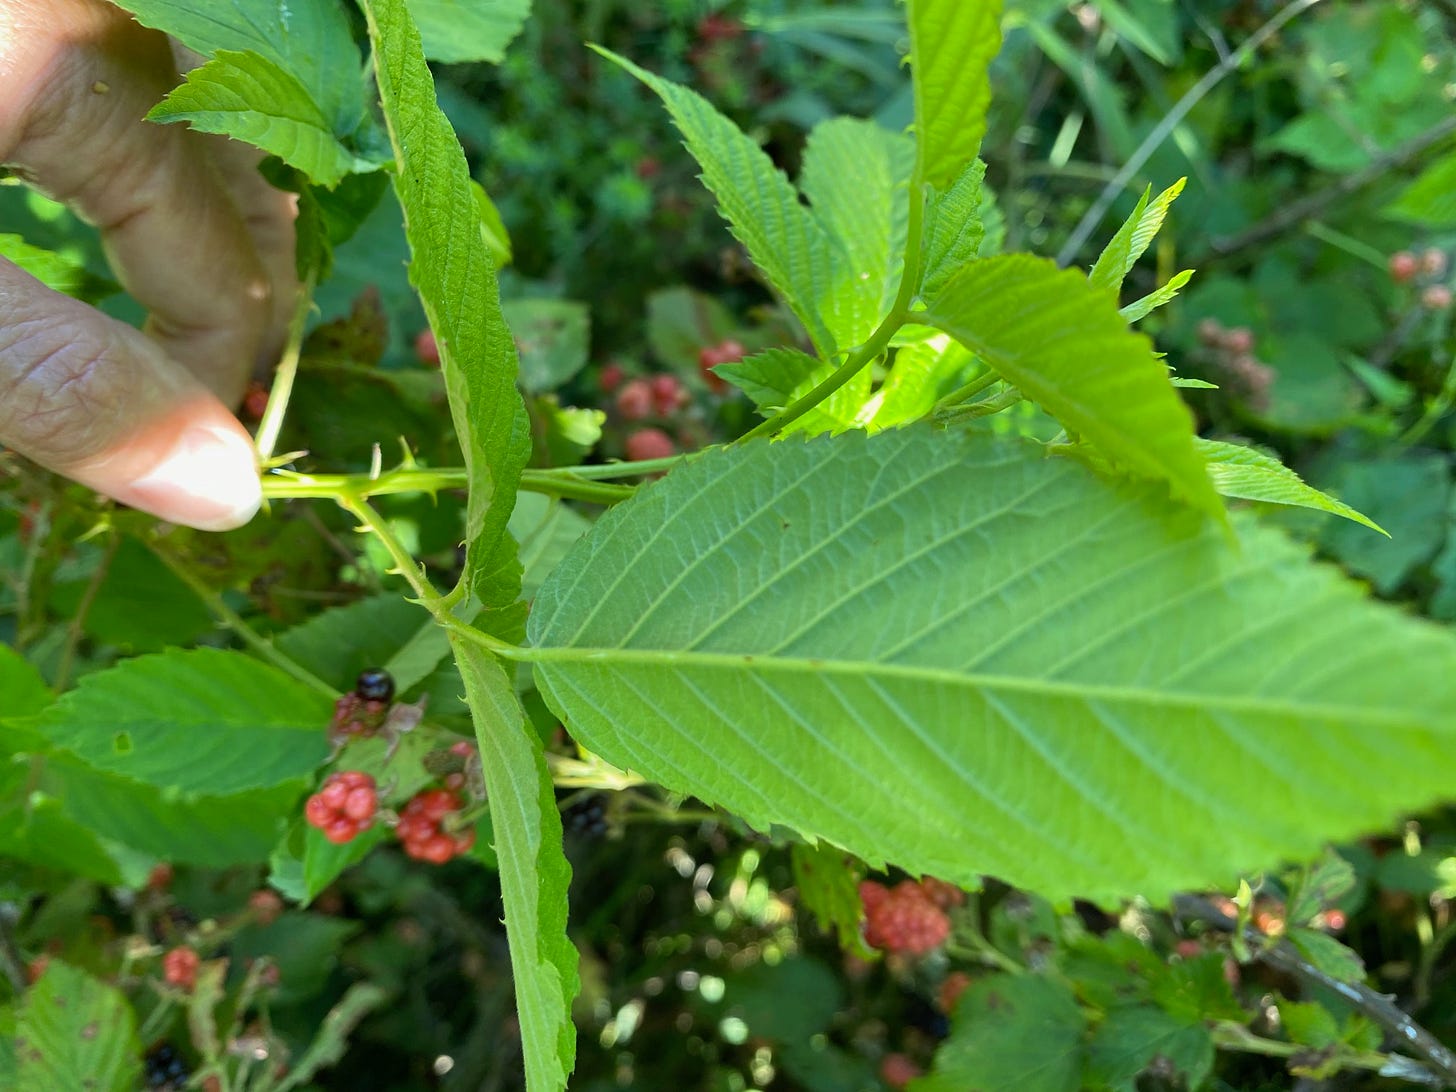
[120,424,262,531]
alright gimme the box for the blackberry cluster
[564,794,609,839]
[327,669,397,744]
[304,771,379,844]
[396,788,476,864]
[144,1043,189,1090]
[859,879,952,955]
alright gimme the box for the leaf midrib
[523,643,1438,729]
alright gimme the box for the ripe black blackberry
[563,794,609,839]
[354,668,395,703]
[144,1043,189,1090]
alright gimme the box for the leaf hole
[112,732,132,755]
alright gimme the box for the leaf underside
[528,428,1456,905]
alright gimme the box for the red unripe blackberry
[599,361,626,394]
[1422,284,1452,311]
[649,373,688,416]
[1422,248,1448,277]
[938,970,972,1014]
[615,378,654,420]
[1196,318,1224,346]
[1221,326,1255,354]
[395,788,474,863]
[415,328,440,366]
[241,381,270,420]
[879,1053,923,1089]
[305,771,378,843]
[1389,250,1420,283]
[860,879,951,955]
[625,427,676,462]
[163,946,200,990]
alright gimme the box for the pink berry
[163,946,200,990]
[625,428,676,462]
[615,378,654,421]
[599,361,625,394]
[1389,251,1420,283]
[241,381,270,420]
[342,786,377,823]
[1421,284,1452,311]
[880,1053,923,1089]
[1422,248,1448,277]
[649,373,687,416]
[415,328,440,366]
[1196,318,1224,347]
[1221,326,1255,354]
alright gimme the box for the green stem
[337,494,445,609]
[149,545,335,697]
[254,271,318,463]
[1210,1022,1431,1083]
[937,386,1024,423]
[932,368,1001,413]
[262,466,635,505]
[739,176,928,442]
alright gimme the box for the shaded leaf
[1084,1005,1212,1092]
[0,235,116,301]
[148,51,377,187]
[716,347,867,434]
[528,429,1456,905]
[504,299,591,393]
[37,649,331,796]
[912,974,1085,1092]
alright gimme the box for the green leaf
[922,254,1222,522]
[800,117,914,346]
[0,645,51,721]
[907,0,1002,191]
[273,983,388,1091]
[1278,999,1340,1049]
[406,0,531,63]
[0,776,123,885]
[1385,151,1456,226]
[511,494,592,600]
[504,299,591,394]
[37,649,331,796]
[0,235,117,301]
[275,592,426,692]
[1287,927,1365,984]
[0,1006,15,1089]
[869,336,979,429]
[48,537,212,653]
[45,755,306,867]
[790,843,871,956]
[452,638,578,1091]
[1317,454,1450,594]
[15,961,140,1092]
[716,347,867,434]
[1120,269,1194,325]
[1088,179,1186,294]
[1084,1005,1213,1092]
[1196,439,1386,534]
[528,428,1456,905]
[472,181,514,266]
[363,0,532,622]
[148,51,375,187]
[111,0,364,137]
[596,47,839,356]
[912,974,1086,1092]
[919,159,987,303]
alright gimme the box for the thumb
[0,259,262,531]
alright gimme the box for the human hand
[0,0,297,530]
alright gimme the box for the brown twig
[1205,116,1456,259]
[1176,894,1456,1088]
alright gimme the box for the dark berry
[564,794,610,839]
[144,1043,190,1090]
[355,668,394,703]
